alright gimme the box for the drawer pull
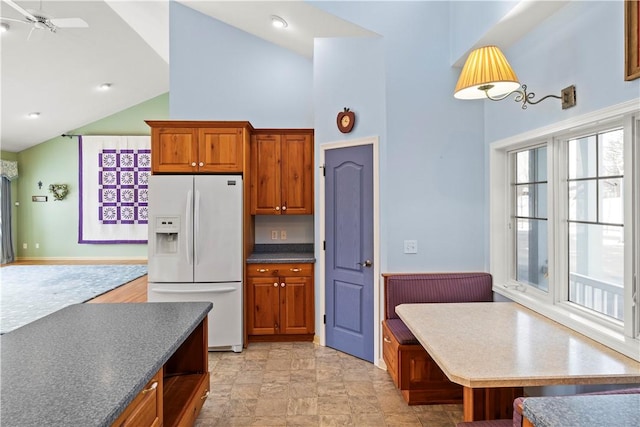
[201,390,210,400]
[383,336,392,343]
[257,268,269,273]
[142,381,158,394]
[290,268,302,272]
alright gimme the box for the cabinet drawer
[247,263,312,278]
[112,370,162,427]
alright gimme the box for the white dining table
[395,302,640,421]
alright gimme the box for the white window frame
[490,100,639,361]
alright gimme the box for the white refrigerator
[147,174,243,352]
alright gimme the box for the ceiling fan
[0,0,88,34]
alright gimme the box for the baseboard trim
[16,256,148,262]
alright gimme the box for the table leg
[463,386,524,421]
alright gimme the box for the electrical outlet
[35,243,40,249]
[271,230,278,240]
[22,243,27,249]
[403,240,418,254]
[280,230,287,240]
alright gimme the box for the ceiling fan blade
[0,16,28,24]
[2,0,37,22]
[50,17,88,28]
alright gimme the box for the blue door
[325,144,374,362]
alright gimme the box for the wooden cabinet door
[281,134,313,215]
[198,128,243,172]
[247,276,280,335]
[151,127,198,173]
[280,276,314,334]
[250,134,281,214]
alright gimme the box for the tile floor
[195,342,463,426]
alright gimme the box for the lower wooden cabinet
[112,316,210,427]
[247,263,314,340]
[112,370,162,427]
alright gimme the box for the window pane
[599,179,623,224]
[599,129,623,177]
[569,223,624,320]
[516,185,533,217]
[568,180,597,222]
[534,146,547,182]
[569,135,597,179]
[537,183,547,218]
[516,218,548,292]
[516,150,531,183]
[516,183,547,218]
[516,147,546,183]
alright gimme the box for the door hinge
[320,164,325,177]
[323,240,326,251]
[323,314,326,324]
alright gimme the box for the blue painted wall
[169,2,313,127]
[484,0,639,143]
[449,0,519,63]
[312,1,487,272]
[168,1,635,275]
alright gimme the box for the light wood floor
[6,260,148,303]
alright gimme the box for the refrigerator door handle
[186,189,193,265]
[194,189,201,265]
[151,287,238,294]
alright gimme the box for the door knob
[357,260,372,268]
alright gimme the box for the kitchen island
[0,302,212,427]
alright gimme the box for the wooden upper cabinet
[146,121,250,174]
[151,126,198,173]
[250,130,313,215]
[198,128,243,173]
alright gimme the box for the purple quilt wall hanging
[79,135,150,243]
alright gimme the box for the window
[490,102,639,361]
[514,146,548,292]
[567,129,624,321]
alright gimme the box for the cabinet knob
[275,206,280,211]
[200,390,210,400]
[273,282,278,287]
[281,205,287,211]
[191,162,196,167]
[199,162,204,167]
[280,282,285,287]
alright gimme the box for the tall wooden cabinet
[250,130,314,215]
[246,263,314,339]
[146,121,252,174]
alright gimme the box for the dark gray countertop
[0,302,212,427]
[247,243,315,264]
[522,394,640,427]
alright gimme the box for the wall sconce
[454,45,576,110]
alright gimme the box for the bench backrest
[383,273,493,320]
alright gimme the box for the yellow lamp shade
[454,46,521,100]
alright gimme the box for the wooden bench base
[382,321,463,405]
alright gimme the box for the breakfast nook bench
[382,272,494,405]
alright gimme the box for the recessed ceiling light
[28,112,41,119]
[0,23,9,33]
[271,15,288,29]
[98,83,112,91]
